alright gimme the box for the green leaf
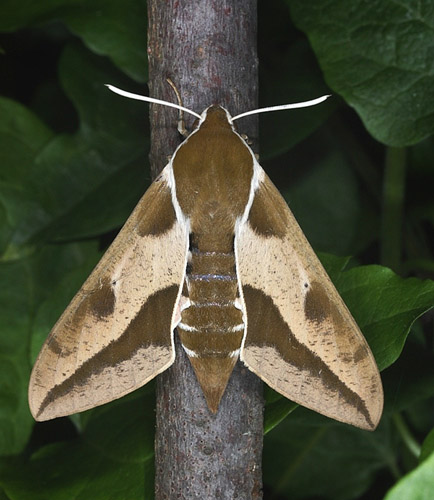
[264,398,298,435]
[0,392,155,499]
[0,43,149,258]
[65,0,147,82]
[0,97,54,257]
[384,449,434,500]
[259,39,336,159]
[264,386,298,434]
[0,0,147,81]
[420,428,434,463]
[318,255,434,370]
[382,341,434,417]
[264,410,397,500]
[284,150,363,255]
[287,0,434,146]
[81,390,155,463]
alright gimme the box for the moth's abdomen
[178,247,244,412]
[171,107,254,413]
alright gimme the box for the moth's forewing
[29,171,188,421]
[236,168,383,430]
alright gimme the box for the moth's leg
[240,134,259,160]
[240,133,252,145]
[167,78,189,138]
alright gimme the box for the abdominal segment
[177,246,244,412]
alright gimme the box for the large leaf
[284,150,363,255]
[259,39,336,159]
[0,393,155,499]
[0,0,147,81]
[0,43,148,259]
[264,410,397,500]
[0,98,54,257]
[334,264,434,370]
[420,428,434,463]
[384,449,434,500]
[287,0,434,146]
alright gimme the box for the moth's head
[197,105,234,131]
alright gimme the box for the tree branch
[147,1,263,498]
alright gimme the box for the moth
[29,86,383,430]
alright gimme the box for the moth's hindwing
[236,168,383,430]
[29,169,188,421]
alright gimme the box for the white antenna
[231,95,331,122]
[105,84,202,120]
[105,84,330,122]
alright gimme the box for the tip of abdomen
[187,354,238,412]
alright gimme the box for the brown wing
[236,168,383,430]
[29,168,188,421]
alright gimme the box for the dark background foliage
[0,0,433,498]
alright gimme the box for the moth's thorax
[173,106,251,411]
[172,106,253,247]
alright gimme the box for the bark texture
[147,1,263,499]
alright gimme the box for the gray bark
[147,1,263,498]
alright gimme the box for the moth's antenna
[231,95,331,122]
[105,84,202,120]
